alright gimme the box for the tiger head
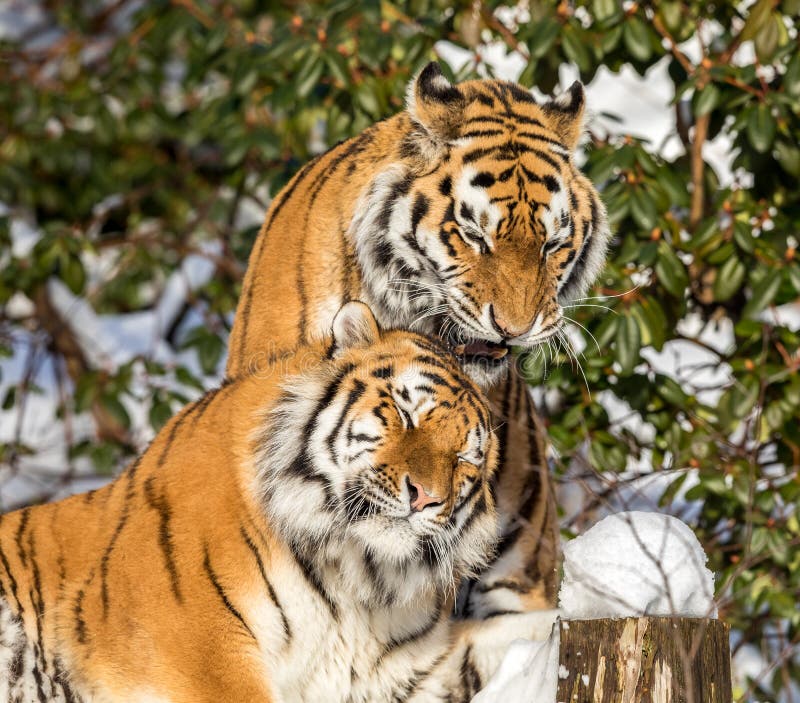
[354,63,610,387]
[260,302,498,604]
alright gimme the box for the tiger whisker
[570,283,642,303]
[565,318,601,354]
[564,303,618,315]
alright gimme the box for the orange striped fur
[228,64,610,615]
[0,303,560,702]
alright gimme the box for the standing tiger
[228,63,610,615]
[0,302,558,702]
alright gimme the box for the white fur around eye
[541,177,570,243]
[454,167,500,251]
[348,418,381,442]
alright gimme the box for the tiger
[227,62,610,616]
[0,302,559,702]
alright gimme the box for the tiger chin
[0,302,557,703]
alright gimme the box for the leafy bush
[1,1,798,698]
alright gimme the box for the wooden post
[556,617,731,703]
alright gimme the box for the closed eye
[458,225,489,254]
[542,237,567,257]
[454,474,481,510]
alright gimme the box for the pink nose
[491,305,533,339]
[409,481,442,512]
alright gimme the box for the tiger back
[0,302,558,703]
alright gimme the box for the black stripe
[378,606,440,661]
[517,131,567,149]
[506,111,549,127]
[463,114,505,126]
[239,526,291,643]
[27,531,47,690]
[156,402,197,467]
[472,91,496,108]
[410,192,430,235]
[296,131,377,343]
[203,544,256,640]
[462,128,505,138]
[396,650,449,703]
[504,82,538,105]
[100,457,141,617]
[0,542,22,616]
[14,509,30,568]
[363,550,392,607]
[460,644,483,699]
[493,377,514,494]
[235,154,322,371]
[188,382,232,430]
[74,581,89,645]
[143,477,183,603]
[291,547,338,620]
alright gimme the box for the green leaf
[658,2,683,33]
[176,366,205,392]
[149,400,174,432]
[733,221,755,254]
[754,13,780,62]
[713,257,746,302]
[655,241,689,298]
[693,83,720,117]
[615,314,641,376]
[62,255,86,295]
[784,53,800,98]
[100,395,130,431]
[656,376,689,409]
[775,140,800,177]
[2,386,16,411]
[731,376,760,420]
[197,334,224,375]
[592,0,620,22]
[623,17,652,62]
[528,19,561,60]
[747,103,776,153]
[788,264,800,293]
[739,0,774,41]
[630,187,657,229]
[296,53,325,99]
[561,28,591,72]
[592,313,620,349]
[744,269,782,317]
[90,443,117,475]
[325,52,350,86]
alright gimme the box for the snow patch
[476,512,716,702]
[559,511,716,619]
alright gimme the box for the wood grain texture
[556,617,731,703]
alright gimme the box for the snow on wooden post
[556,617,731,703]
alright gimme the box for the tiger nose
[490,305,533,339]
[407,479,442,512]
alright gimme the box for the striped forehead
[361,347,487,423]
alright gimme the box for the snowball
[559,511,716,619]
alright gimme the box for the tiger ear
[542,81,585,149]
[331,302,380,354]
[406,62,466,143]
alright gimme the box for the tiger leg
[461,366,560,617]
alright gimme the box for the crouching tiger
[0,302,557,703]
